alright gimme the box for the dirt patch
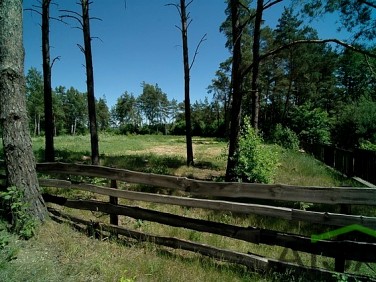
[135,145,186,157]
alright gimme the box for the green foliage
[290,103,331,144]
[0,221,19,269]
[0,187,36,239]
[360,141,376,151]
[271,124,300,150]
[333,96,376,148]
[236,119,279,183]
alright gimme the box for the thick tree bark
[180,0,194,166]
[42,0,55,162]
[81,0,99,165]
[225,0,243,182]
[0,0,46,221]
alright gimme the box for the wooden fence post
[335,204,351,273]
[109,179,119,226]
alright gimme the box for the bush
[271,124,299,150]
[236,119,279,184]
[0,186,36,239]
[360,140,376,151]
[290,103,331,144]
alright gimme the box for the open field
[1,134,374,281]
[29,134,354,186]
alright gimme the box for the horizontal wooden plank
[44,198,376,262]
[37,162,376,205]
[40,180,376,228]
[48,208,375,282]
[352,177,376,188]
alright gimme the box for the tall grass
[1,134,373,281]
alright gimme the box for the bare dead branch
[59,9,82,18]
[91,36,103,43]
[77,43,85,54]
[189,33,207,70]
[89,16,103,21]
[60,13,83,27]
[166,3,182,18]
[263,0,283,10]
[175,24,182,32]
[51,56,61,69]
[186,0,194,9]
[187,18,193,29]
[24,8,42,16]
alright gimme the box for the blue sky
[23,0,350,108]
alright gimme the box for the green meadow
[0,135,374,282]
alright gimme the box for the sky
[23,0,352,109]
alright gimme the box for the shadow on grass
[35,148,221,175]
[102,154,186,173]
[35,148,92,163]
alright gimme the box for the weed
[0,186,37,239]
[236,119,280,183]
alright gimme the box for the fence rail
[1,160,375,280]
[302,143,376,185]
[34,162,376,281]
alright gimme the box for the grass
[0,134,375,281]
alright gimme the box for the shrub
[0,186,36,239]
[236,119,279,184]
[271,124,299,150]
[360,140,376,151]
[290,103,331,144]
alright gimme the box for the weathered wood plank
[352,177,376,188]
[37,162,376,205]
[43,195,376,262]
[40,180,376,228]
[47,208,375,282]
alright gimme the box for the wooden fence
[31,162,376,281]
[302,143,376,185]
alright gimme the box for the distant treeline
[24,5,376,150]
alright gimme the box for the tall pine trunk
[225,0,243,182]
[81,0,99,165]
[42,0,55,161]
[180,0,194,166]
[0,0,46,221]
[251,0,263,131]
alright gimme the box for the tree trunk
[81,0,99,165]
[225,0,243,182]
[180,0,194,166]
[0,0,46,221]
[251,0,263,131]
[42,0,55,161]
[37,113,41,135]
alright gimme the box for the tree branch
[77,43,85,54]
[89,16,103,21]
[24,8,42,16]
[59,13,83,27]
[263,0,283,10]
[51,56,61,69]
[242,38,376,77]
[358,0,376,9]
[165,3,182,18]
[189,33,207,70]
[364,54,376,79]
